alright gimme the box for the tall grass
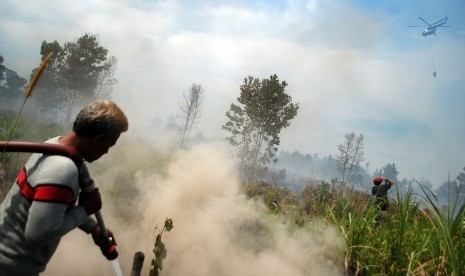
[418,179,465,275]
[2,53,52,146]
[246,180,464,275]
[1,52,54,191]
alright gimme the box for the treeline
[261,150,386,191]
[0,56,27,109]
[0,33,116,125]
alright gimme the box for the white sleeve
[25,202,88,246]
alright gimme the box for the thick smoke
[44,141,344,276]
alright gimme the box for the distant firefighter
[372,177,395,211]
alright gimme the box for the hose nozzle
[102,237,118,260]
[95,211,118,260]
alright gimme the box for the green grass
[417,180,465,275]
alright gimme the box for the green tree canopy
[381,163,399,182]
[32,33,117,123]
[222,74,299,181]
[0,56,27,110]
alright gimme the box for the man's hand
[91,225,118,260]
[78,188,102,215]
[91,225,117,246]
[385,178,394,185]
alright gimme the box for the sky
[1,0,465,187]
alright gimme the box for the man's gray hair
[73,100,128,138]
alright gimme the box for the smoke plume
[44,140,344,276]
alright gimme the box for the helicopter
[408,16,450,38]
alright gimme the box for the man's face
[83,134,120,162]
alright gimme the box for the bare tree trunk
[338,132,364,186]
[180,84,203,148]
[130,251,145,276]
[248,128,264,182]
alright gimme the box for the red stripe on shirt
[34,185,73,204]
[16,168,74,205]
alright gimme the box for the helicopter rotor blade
[431,17,447,26]
[419,17,430,26]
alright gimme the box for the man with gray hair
[0,100,128,276]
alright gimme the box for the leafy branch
[149,218,174,276]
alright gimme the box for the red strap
[16,168,74,205]
[17,168,33,200]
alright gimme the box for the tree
[337,132,365,185]
[222,74,299,182]
[381,163,399,183]
[33,33,117,123]
[455,167,465,198]
[396,177,409,195]
[373,168,382,178]
[0,56,5,85]
[179,83,204,148]
[0,56,27,110]
[32,40,67,121]
[435,180,459,205]
[62,33,116,122]
[457,167,465,186]
[94,56,117,100]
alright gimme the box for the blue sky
[1,0,465,186]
